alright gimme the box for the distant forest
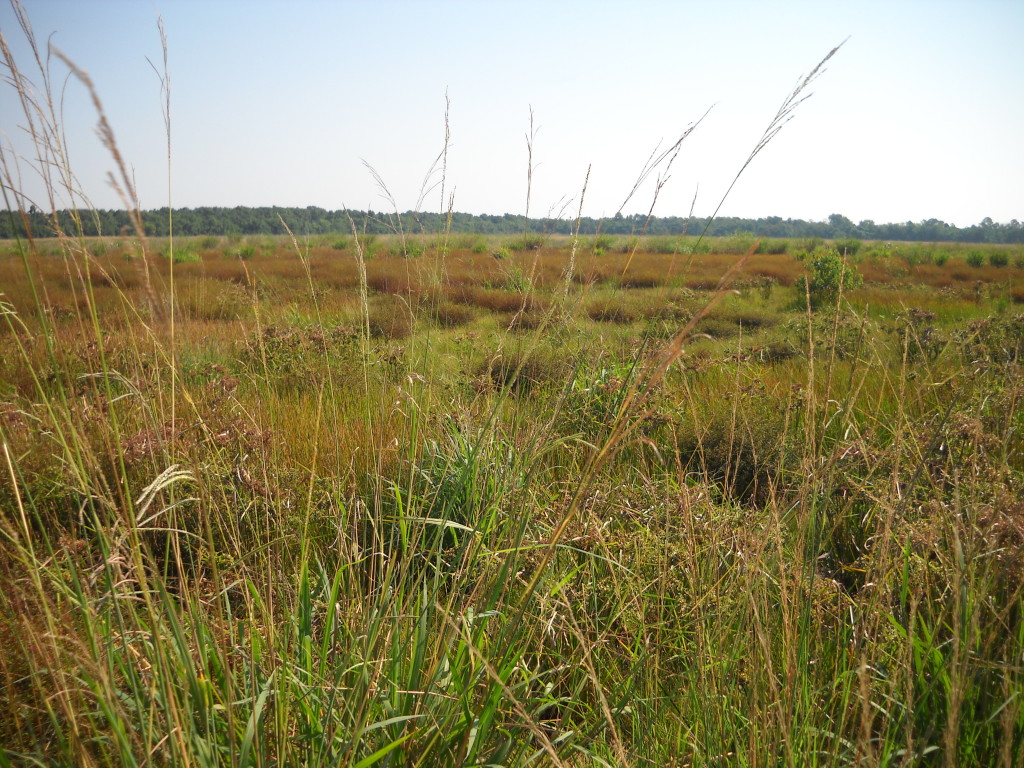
[4,206,1023,244]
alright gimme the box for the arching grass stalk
[515,40,848,614]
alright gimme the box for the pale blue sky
[1,0,1021,227]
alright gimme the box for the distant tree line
[3,205,1022,244]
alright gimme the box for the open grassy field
[2,230,1023,765]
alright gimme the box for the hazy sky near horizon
[1,0,1021,228]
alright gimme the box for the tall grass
[2,11,1022,767]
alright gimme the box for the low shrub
[892,308,945,361]
[506,233,545,252]
[988,250,1009,268]
[833,237,862,257]
[793,249,864,310]
[718,232,757,255]
[756,239,789,255]
[499,265,531,293]
[644,236,680,254]
[617,236,640,254]
[901,246,932,266]
[388,239,426,258]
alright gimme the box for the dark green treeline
[4,206,1022,244]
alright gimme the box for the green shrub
[618,236,640,254]
[330,238,349,251]
[902,246,932,266]
[793,249,864,310]
[988,250,1009,268]
[756,239,789,255]
[720,232,757,255]
[506,233,545,252]
[893,308,945,362]
[966,250,985,268]
[387,239,425,258]
[645,236,680,254]
[833,238,862,257]
[934,251,949,267]
[559,361,641,441]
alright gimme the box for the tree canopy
[3,206,1021,244]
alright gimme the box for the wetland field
[2,231,1023,765]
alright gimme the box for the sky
[1,0,1022,228]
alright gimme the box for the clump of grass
[429,298,476,327]
[456,287,546,314]
[586,295,640,323]
[367,293,415,338]
[672,387,794,505]
[475,344,571,393]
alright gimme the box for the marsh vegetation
[1,12,1021,765]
